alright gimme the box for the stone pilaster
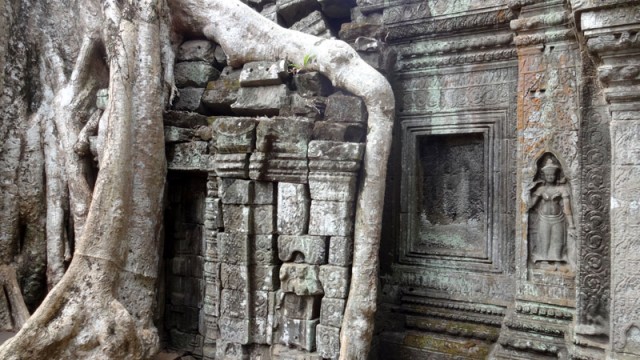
[574,1,640,357]
[494,1,581,357]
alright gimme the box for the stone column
[494,0,582,357]
[575,1,640,357]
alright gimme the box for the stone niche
[400,112,510,272]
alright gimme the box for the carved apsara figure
[528,157,575,266]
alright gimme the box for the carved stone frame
[399,110,509,273]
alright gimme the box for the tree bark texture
[0,0,394,358]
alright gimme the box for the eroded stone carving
[528,154,575,269]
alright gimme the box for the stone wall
[158,0,640,359]
[161,7,365,354]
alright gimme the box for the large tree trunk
[0,0,394,358]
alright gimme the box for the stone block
[204,314,220,341]
[281,93,326,120]
[319,265,349,299]
[169,329,204,355]
[319,0,355,18]
[166,304,200,332]
[164,110,209,128]
[324,93,366,123]
[168,276,203,307]
[283,293,321,320]
[203,260,220,279]
[231,85,289,116]
[280,263,323,296]
[276,0,319,26]
[204,237,218,262]
[253,205,276,235]
[252,290,273,319]
[290,10,332,38]
[239,60,288,87]
[172,223,203,255]
[316,324,340,359]
[222,205,253,234]
[202,79,239,112]
[164,126,194,143]
[204,281,220,317]
[293,71,333,97]
[214,46,227,67]
[214,153,250,179]
[172,255,204,277]
[175,61,220,88]
[167,141,208,171]
[255,117,314,154]
[308,140,365,162]
[212,117,256,154]
[173,87,205,112]
[219,316,251,344]
[277,183,310,235]
[328,237,353,266]
[251,317,274,345]
[219,178,254,205]
[249,152,309,183]
[221,289,250,319]
[178,40,217,62]
[308,201,354,237]
[278,235,328,264]
[221,264,249,290]
[252,235,277,265]
[272,346,322,360]
[308,173,357,202]
[251,265,280,291]
[218,232,250,264]
[205,197,224,231]
[261,4,282,24]
[312,121,366,142]
[278,318,319,351]
[254,182,275,205]
[220,66,242,81]
[320,297,345,327]
[216,340,248,359]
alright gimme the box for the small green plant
[289,54,316,74]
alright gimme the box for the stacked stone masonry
[164,6,363,354]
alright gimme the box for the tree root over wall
[0,1,393,359]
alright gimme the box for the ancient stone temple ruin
[2,0,640,359]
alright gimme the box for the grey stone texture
[278,235,328,264]
[221,205,252,234]
[239,60,288,87]
[316,324,340,360]
[318,265,349,299]
[324,93,367,123]
[277,183,310,235]
[278,318,319,351]
[293,72,333,97]
[231,85,289,116]
[280,263,323,296]
[175,61,220,88]
[201,79,239,112]
[251,235,277,265]
[173,87,205,112]
[290,10,333,39]
[320,297,345,327]
[219,178,254,205]
[282,293,321,320]
[328,237,353,266]
[308,200,354,237]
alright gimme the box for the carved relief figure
[528,156,575,268]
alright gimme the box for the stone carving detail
[527,154,575,269]
[576,106,611,335]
